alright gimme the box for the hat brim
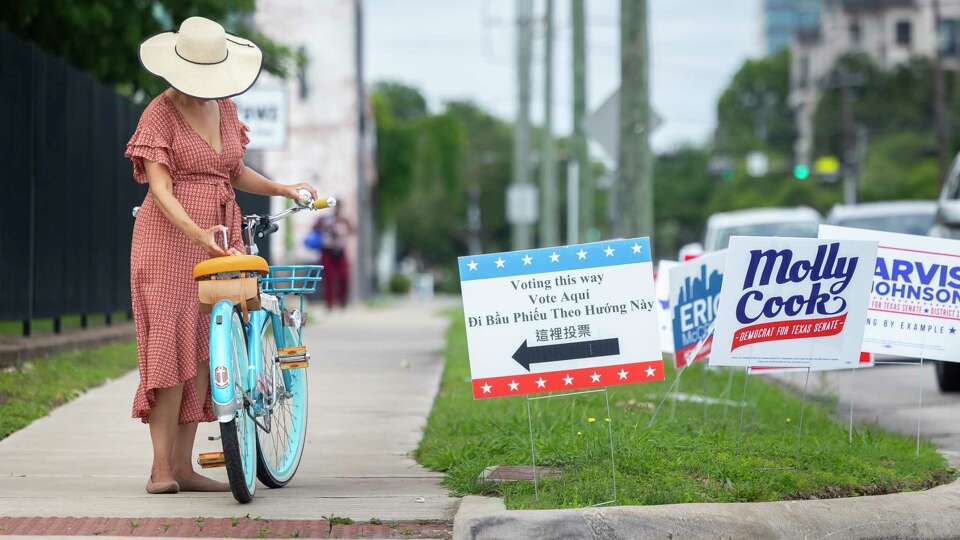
[139,31,263,99]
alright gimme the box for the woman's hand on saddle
[192,225,230,257]
[279,182,318,202]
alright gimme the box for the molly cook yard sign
[458,239,665,399]
[711,236,877,369]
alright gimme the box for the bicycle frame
[209,294,293,424]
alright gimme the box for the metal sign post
[874,358,926,457]
[526,388,617,505]
[645,324,715,429]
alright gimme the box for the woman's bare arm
[144,160,235,257]
[233,165,318,201]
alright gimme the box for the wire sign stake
[526,388,617,505]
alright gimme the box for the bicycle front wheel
[255,318,309,488]
[219,308,257,503]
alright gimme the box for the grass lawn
[0,311,129,336]
[416,310,954,509]
[0,341,137,439]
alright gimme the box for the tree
[714,49,795,158]
[653,146,712,258]
[0,1,300,99]
[372,82,428,225]
[814,54,947,201]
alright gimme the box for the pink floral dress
[125,93,249,424]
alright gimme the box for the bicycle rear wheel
[255,318,308,488]
[219,309,257,503]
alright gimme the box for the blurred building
[789,0,960,165]
[763,0,821,54]
[248,0,375,301]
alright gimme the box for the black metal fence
[0,31,268,336]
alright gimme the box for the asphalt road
[775,362,960,465]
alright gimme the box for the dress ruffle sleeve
[229,121,250,180]
[125,102,175,184]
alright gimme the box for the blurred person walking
[313,201,353,309]
[126,16,317,495]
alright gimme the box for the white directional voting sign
[458,238,665,399]
[710,236,877,369]
[820,225,960,361]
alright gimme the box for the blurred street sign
[585,88,662,162]
[814,156,840,175]
[746,151,769,177]
[233,86,288,150]
[507,184,539,225]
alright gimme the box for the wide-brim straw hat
[139,16,262,99]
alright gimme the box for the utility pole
[572,0,591,241]
[512,0,533,250]
[933,0,951,186]
[835,69,864,205]
[616,0,653,238]
[354,0,372,301]
[539,0,558,248]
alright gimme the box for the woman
[126,16,316,494]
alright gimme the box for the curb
[452,479,960,539]
[453,496,507,539]
[0,322,134,368]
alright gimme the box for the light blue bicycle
[192,191,334,503]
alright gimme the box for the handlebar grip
[312,197,337,210]
[257,222,280,239]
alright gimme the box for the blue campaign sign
[458,238,665,399]
[668,250,725,368]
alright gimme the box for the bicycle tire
[218,308,257,503]
[255,321,309,488]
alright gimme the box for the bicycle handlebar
[241,189,336,254]
[312,196,337,210]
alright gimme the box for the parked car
[929,154,960,391]
[827,200,936,235]
[702,206,822,252]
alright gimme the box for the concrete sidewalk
[0,298,458,522]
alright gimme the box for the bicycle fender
[209,300,239,423]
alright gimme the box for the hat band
[174,44,228,65]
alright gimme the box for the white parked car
[702,207,822,252]
[827,200,936,235]
[930,154,960,391]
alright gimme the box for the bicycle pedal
[197,451,225,469]
[276,346,310,370]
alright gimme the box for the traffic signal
[793,163,810,181]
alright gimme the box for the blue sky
[365,0,761,152]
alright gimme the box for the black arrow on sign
[512,338,621,371]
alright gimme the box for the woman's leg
[336,255,349,307]
[148,384,184,485]
[321,249,335,309]
[172,363,229,491]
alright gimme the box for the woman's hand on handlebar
[192,225,230,257]
[279,182,318,202]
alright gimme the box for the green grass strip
[0,340,137,440]
[416,310,954,509]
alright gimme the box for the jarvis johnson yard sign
[458,238,665,399]
[711,237,877,369]
[820,225,960,361]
